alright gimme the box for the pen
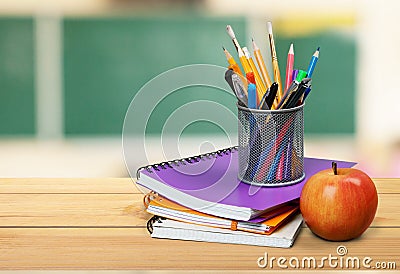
[222,46,243,76]
[255,116,294,181]
[258,82,278,110]
[306,47,320,78]
[282,78,311,109]
[258,87,270,110]
[303,86,312,101]
[252,38,272,88]
[277,70,307,108]
[284,43,294,93]
[276,148,286,181]
[267,22,283,108]
[276,83,299,109]
[265,82,279,109]
[267,143,286,182]
[283,137,293,180]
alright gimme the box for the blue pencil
[306,47,320,78]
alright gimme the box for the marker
[284,43,294,93]
[307,47,320,78]
[267,22,283,108]
[246,71,255,84]
[292,69,299,81]
[277,70,307,108]
[247,83,257,109]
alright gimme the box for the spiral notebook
[147,214,304,248]
[137,146,356,221]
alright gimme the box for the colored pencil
[284,43,294,93]
[306,47,320,78]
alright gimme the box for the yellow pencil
[267,22,283,109]
[243,47,266,103]
[252,38,272,89]
[222,46,243,76]
[226,25,251,74]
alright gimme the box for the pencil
[267,22,283,109]
[226,25,252,74]
[222,46,243,76]
[252,38,272,89]
[306,46,320,78]
[243,47,266,104]
[284,43,294,93]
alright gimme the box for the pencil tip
[222,46,225,51]
[317,46,320,51]
[251,37,254,42]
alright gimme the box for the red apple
[300,162,378,241]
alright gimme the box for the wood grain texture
[0,228,398,270]
[0,178,397,194]
[0,178,398,270]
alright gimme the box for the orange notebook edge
[147,195,299,235]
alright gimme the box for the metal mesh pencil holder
[238,104,305,187]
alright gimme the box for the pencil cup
[237,104,305,186]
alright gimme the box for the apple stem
[332,162,338,175]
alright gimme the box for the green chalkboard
[0,18,35,135]
[276,31,355,134]
[63,16,246,135]
[64,17,355,136]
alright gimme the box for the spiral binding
[146,215,165,234]
[136,146,238,179]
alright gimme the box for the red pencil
[284,43,294,93]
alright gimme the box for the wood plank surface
[0,178,397,194]
[0,193,397,227]
[0,227,398,270]
[0,178,398,270]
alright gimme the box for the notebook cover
[138,150,356,211]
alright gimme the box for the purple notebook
[137,147,356,221]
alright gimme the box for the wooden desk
[0,178,398,270]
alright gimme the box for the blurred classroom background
[0,0,399,178]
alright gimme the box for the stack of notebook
[137,146,355,248]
